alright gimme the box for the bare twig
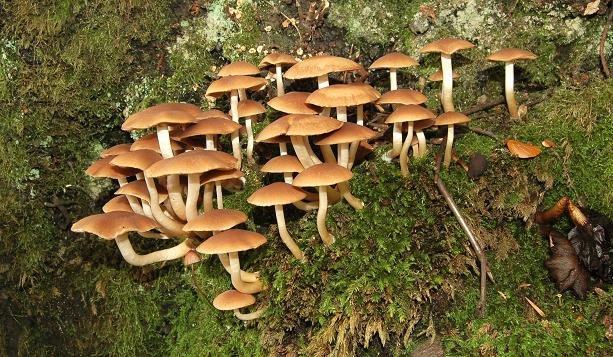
[461,96,506,116]
[601,3,612,78]
[456,124,499,140]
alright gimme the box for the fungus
[259,52,298,96]
[412,118,435,158]
[213,290,264,321]
[200,169,244,210]
[434,111,471,168]
[506,139,541,158]
[260,155,318,211]
[237,99,266,161]
[218,61,261,101]
[85,156,141,213]
[100,143,132,158]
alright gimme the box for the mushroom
[259,52,298,96]
[293,163,353,246]
[213,290,264,321]
[130,132,184,154]
[196,229,266,294]
[217,61,262,101]
[420,38,475,112]
[102,195,133,213]
[237,99,266,162]
[412,118,435,158]
[85,156,141,214]
[260,155,318,211]
[486,48,537,119]
[200,168,244,210]
[428,70,459,82]
[99,143,132,158]
[434,111,471,168]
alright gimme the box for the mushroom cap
[122,110,198,131]
[145,150,236,177]
[255,114,342,142]
[413,118,436,132]
[196,229,267,254]
[218,61,260,77]
[200,168,244,185]
[183,250,201,266]
[260,155,304,173]
[369,52,419,69]
[385,104,436,124]
[205,76,267,98]
[71,211,159,240]
[306,83,381,107]
[102,195,133,213]
[376,89,427,105]
[248,182,307,206]
[259,52,298,68]
[506,139,542,158]
[237,100,266,118]
[435,111,471,125]
[195,109,230,121]
[428,70,459,82]
[85,156,139,179]
[315,122,376,145]
[213,290,256,310]
[177,117,242,139]
[100,143,132,158]
[420,38,475,55]
[486,48,537,62]
[284,55,362,79]
[183,209,248,232]
[110,149,162,171]
[115,179,168,203]
[268,91,321,114]
[293,163,353,187]
[130,133,183,153]
[258,134,291,144]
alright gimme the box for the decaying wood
[601,3,612,78]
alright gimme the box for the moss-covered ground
[1,0,612,355]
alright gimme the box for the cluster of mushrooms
[72,38,537,320]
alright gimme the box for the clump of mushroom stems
[233,307,265,321]
[156,123,187,221]
[441,54,455,112]
[399,122,415,176]
[415,130,427,157]
[117,177,145,215]
[274,205,304,260]
[115,234,193,266]
[144,176,187,237]
[318,144,363,209]
[229,251,264,294]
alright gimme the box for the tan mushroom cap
[218,61,260,77]
[284,55,362,79]
[102,195,133,213]
[435,111,471,125]
[293,163,353,187]
[85,156,139,179]
[259,52,298,68]
[420,38,476,55]
[268,92,321,114]
[237,100,266,118]
[100,143,132,158]
[369,52,419,69]
[71,211,159,240]
[385,105,436,124]
[145,150,236,177]
[213,290,256,310]
[205,76,267,98]
[260,155,304,173]
[256,114,342,142]
[486,48,537,62]
[195,109,230,121]
[177,117,242,139]
[315,122,376,145]
[306,83,381,108]
[248,182,307,206]
[200,168,244,185]
[122,110,197,131]
[413,118,436,131]
[110,149,162,171]
[258,134,291,144]
[115,179,168,203]
[196,229,267,254]
[130,133,183,153]
[183,209,248,232]
[377,89,427,105]
[428,70,459,82]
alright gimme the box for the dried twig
[601,3,612,78]
[461,96,506,116]
[456,124,499,140]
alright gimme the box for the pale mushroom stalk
[416,130,427,157]
[441,53,455,112]
[275,65,285,96]
[316,186,334,245]
[215,182,224,209]
[245,116,255,161]
[347,142,359,170]
[115,234,192,266]
[279,142,288,156]
[185,174,200,221]
[238,88,247,101]
[204,136,225,209]
[144,176,187,236]
[444,125,455,168]
[336,106,349,167]
[274,205,304,260]
[203,183,214,212]
[290,136,316,168]
[281,170,318,210]
[388,69,403,160]
[318,144,360,208]
[317,74,331,116]
[399,122,415,176]
[205,134,215,150]
[217,253,260,282]
[117,178,145,215]
[234,307,265,321]
[356,104,364,126]
[304,138,323,165]
[505,62,519,119]
[228,251,264,294]
[156,123,187,221]
[229,90,242,167]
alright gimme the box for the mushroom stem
[115,234,192,266]
[356,105,364,126]
[317,74,331,116]
[504,62,519,119]
[441,53,455,112]
[203,183,214,212]
[416,130,427,157]
[274,205,304,260]
[117,178,145,215]
[205,135,215,150]
[336,106,349,167]
[230,89,242,168]
[304,137,323,165]
[229,251,264,294]
[317,185,334,246]
[156,124,187,221]
[217,252,259,282]
[234,307,265,321]
[387,68,402,160]
[444,125,454,168]
[292,200,319,211]
[290,136,315,168]
[347,141,360,170]
[215,181,224,209]
[279,142,288,156]
[399,122,415,176]
[238,88,247,101]
[320,144,337,164]
[185,174,200,221]
[245,117,254,161]
[144,176,186,236]
[275,65,285,96]
[338,182,364,210]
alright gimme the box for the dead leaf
[525,297,546,318]
[583,0,600,16]
[542,139,556,148]
[518,283,531,289]
[497,291,508,300]
[506,139,542,158]
[517,104,528,118]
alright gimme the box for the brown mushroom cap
[102,195,133,213]
[195,109,230,121]
[293,163,353,187]
[369,52,419,69]
[284,55,362,79]
[260,155,304,173]
[506,139,542,158]
[412,118,436,131]
[71,211,159,240]
[486,48,537,62]
[145,150,236,177]
[428,70,459,82]
[237,100,266,118]
[122,110,197,131]
[435,111,471,125]
[110,149,162,171]
[306,83,381,108]
[100,143,132,158]
[200,169,244,185]
[218,61,260,77]
[376,89,427,105]
[256,114,342,142]
[183,209,248,232]
[205,76,267,98]
[267,92,321,114]
[196,229,267,254]
[385,105,436,124]
[213,290,256,310]
[115,179,168,203]
[315,122,376,145]
[176,117,242,139]
[259,52,298,68]
[247,182,307,206]
[85,156,139,179]
[419,38,475,55]
[130,133,183,153]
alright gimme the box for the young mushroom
[213,290,265,321]
[434,111,471,168]
[258,52,298,96]
[237,99,266,162]
[218,61,262,101]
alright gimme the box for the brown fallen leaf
[542,139,556,148]
[525,297,546,318]
[506,139,542,158]
[518,283,532,289]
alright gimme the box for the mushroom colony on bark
[72,39,538,320]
